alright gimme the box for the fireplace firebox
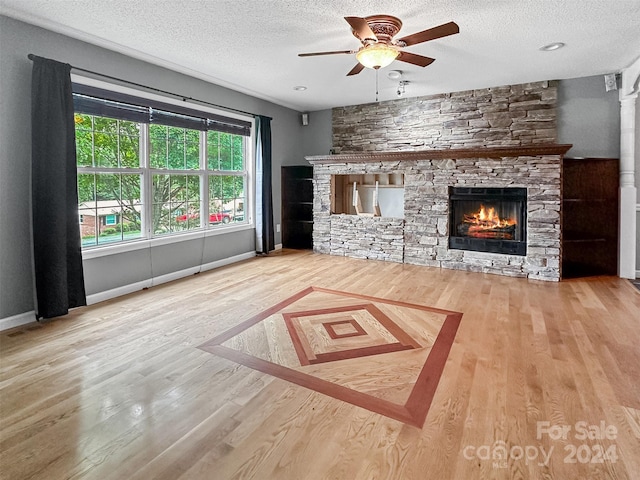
[449,187,527,256]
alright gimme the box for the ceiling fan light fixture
[356,43,399,69]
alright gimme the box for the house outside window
[73,81,253,249]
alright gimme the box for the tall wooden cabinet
[562,157,619,278]
[282,165,313,249]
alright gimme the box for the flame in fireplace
[462,205,516,239]
[468,205,514,227]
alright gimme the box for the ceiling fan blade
[346,63,365,76]
[397,51,436,67]
[397,21,459,47]
[344,16,378,42]
[298,50,356,57]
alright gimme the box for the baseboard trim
[274,243,283,251]
[151,267,200,287]
[86,279,153,306]
[2,252,257,331]
[87,251,256,305]
[0,311,37,331]
[200,251,256,273]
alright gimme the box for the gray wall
[306,76,622,160]
[558,75,637,275]
[0,13,629,319]
[558,75,621,158]
[299,109,333,157]
[0,15,310,319]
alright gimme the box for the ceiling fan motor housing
[354,15,403,44]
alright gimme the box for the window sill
[81,222,254,260]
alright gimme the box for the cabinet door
[562,158,618,278]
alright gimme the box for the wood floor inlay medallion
[198,286,463,428]
[323,319,367,339]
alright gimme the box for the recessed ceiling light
[293,86,307,91]
[540,42,565,51]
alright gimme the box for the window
[207,131,247,225]
[73,83,253,249]
[76,113,144,247]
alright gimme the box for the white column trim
[619,94,637,188]
[618,57,639,279]
[621,56,640,97]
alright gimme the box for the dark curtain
[31,56,86,319]
[255,115,274,254]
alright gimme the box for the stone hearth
[307,144,571,282]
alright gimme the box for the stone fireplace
[307,144,571,281]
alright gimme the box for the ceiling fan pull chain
[375,68,379,102]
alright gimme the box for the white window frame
[73,75,255,260]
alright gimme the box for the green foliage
[75,114,140,168]
[75,113,246,240]
[149,125,200,170]
[152,174,201,234]
[207,131,244,171]
[113,223,133,233]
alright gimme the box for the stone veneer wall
[332,81,557,153]
[329,215,404,263]
[313,80,563,281]
[311,151,563,281]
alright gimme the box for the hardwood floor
[1,249,639,480]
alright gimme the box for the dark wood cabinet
[562,158,619,278]
[282,165,313,249]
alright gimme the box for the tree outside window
[75,108,250,248]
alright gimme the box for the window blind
[72,83,252,135]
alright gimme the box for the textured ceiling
[1,0,639,112]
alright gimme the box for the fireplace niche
[449,187,527,256]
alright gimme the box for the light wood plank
[1,249,639,479]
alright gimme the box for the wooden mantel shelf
[306,144,572,164]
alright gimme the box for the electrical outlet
[276,223,281,233]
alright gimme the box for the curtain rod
[27,53,272,120]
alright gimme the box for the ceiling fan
[299,15,459,76]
